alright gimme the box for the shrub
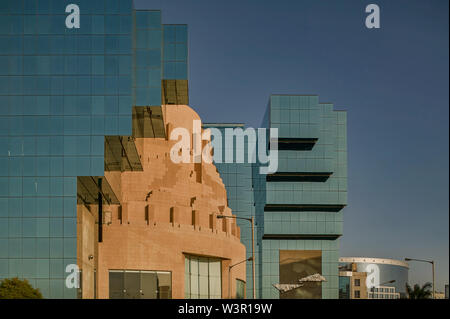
[0,278,43,299]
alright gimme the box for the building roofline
[339,257,409,268]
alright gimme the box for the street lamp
[217,214,256,299]
[405,258,435,299]
[228,257,253,298]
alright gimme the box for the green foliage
[0,277,43,299]
[406,282,432,299]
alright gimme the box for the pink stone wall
[79,105,246,299]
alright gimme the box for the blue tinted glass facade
[206,95,347,299]
[0,1,189,299]
[133,10,161,106]
[261,95,347,299]
[0,0,134,299]
[162,24,188,80]
[132,14,188,106]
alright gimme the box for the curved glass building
[339,257,409,298]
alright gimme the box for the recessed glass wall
[184,255,222,299]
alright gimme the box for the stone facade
[77,105,246,299]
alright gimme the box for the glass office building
[205,95,347,299]
[0,1,188,298]
[1,0,347,300]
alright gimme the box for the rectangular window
[236,279,246,299]
[354,278,360,287]
[354,290,360,298]
[108,270,172,299]
[185,255,222,299]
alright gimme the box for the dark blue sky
[134,0,449,289]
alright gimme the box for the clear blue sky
[134,0,449,290]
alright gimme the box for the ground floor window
[185,255,222,299]
[236,279,246,299]
[109,270,172,299]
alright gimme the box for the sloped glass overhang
[77,176,120,205]
[104,136,143,172]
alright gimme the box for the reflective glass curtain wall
[133,10,161,107]
[260,95,347,299]
[0,0,133,298]
[207,95,347,299]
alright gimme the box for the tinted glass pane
[157,272,171,299]
[124,271,140,299]
[140,271,157,299]
[109,271,124,299]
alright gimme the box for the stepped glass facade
[205,95,347,299]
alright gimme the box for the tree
[0,278,43,299]
[405,282,432,299]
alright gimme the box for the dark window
[354,290,361,298]
[354,279,360,287]
[108,270,172,299]
[109,271,125,299]
[124,271,140,299]
[236,279,246,299]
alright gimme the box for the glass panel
[190,257,199,299]
[108,271,124,299]
[198,258,209,299]
[124,271,140,299]
[157,271,172,299]
[184,258,190,298]
[236,279,245,299]
[140,271,157,299]
[209,260,221,299]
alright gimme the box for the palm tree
[405,282,432,299]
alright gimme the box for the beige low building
[339,263,368,299]
[77,105,246,299]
